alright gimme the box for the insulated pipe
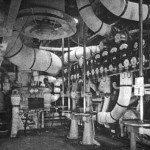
[50,78,62,102]
[39,46,82,51]
[99,0,150,22]
[97,72,132,124]
[40,76,62,103]
[85,80,96,112]
[63,46,100,64]
[98,76,111,112]
[76,0,113,37]
[101,96,110,112]
[4,34,62,76]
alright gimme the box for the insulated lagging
[97,72,132,124]
[5,34,62,75]
[100,0,150,22]
[76,0,113,37]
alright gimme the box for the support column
[67,114,79,139]
[62,38,65,107]
[67,37,71,110]
[10,90,21,138]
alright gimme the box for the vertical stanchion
[83,23,86,113]
[68,37,71,110]
[62,38,65,107]
[139,0,144,122]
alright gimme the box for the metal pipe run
[139,0,144,122]
[62,38,65,107]
[68,37,71,110]
[83,23,86,113]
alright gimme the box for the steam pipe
[63,45,100,64]
[100,0,150,22]
[76,0,113,37]
[101,96,110,112]
[4,34,62,76]
[36,75,62,102]
[51,78,62,102]
[98,76,111,112]
[97,73,132,124]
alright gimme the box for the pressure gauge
[119,43,128,50]
[109,64,113,72]
[133,42,138,49]
[99,66,104,74]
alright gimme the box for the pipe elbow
[100,0,150,21]
[77,0,112,37]
[51,79,61,102]
[51,94,60,102]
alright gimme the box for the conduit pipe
[4,34,62,76]
[63,45,100,64]
[76,0,113,37]
[100,0,150,22]
[97,72,132,124]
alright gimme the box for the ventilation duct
[76,0,113,37]
[97,72,132,124]
[4,33,62,75]
[100,0,150,22]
